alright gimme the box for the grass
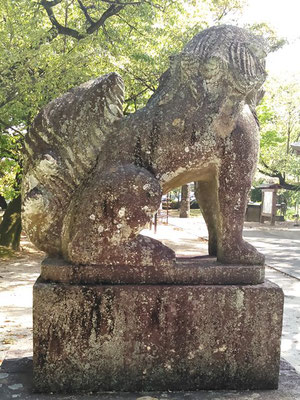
[164,209,202,218]
[190,209,202,217]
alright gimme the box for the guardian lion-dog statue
[22,25,267,267]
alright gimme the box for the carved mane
[181,25,267,94]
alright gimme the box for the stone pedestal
[33,266,283,393]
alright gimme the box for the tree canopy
[257,77,300,191]
[0,0,247,199]
[2,0,299,248]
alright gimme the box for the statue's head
[170,25,268,99]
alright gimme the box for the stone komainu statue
[22,25,267,267]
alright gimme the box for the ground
[0,218,300,399]
[0,235,43,364]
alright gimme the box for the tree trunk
[179,184,190,218]
[0,195,7,209]
[0,195,22,250]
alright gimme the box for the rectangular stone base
[33,278,283,392]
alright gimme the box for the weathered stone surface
[22,25,268,267]
[2,357,300,399]
[40,256,265,285]
[33,279,283,392]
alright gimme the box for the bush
[250,187,262,203]
[190,199,200,209]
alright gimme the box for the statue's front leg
[216,112,265,266]
[61,164,175,266]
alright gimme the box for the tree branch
[41,0,85,40]
[0,91,18,110]
[143,0,164,10]
[40,0,62,6]
[0,119,24,136]
[41,0,132,39]
[259,160,300,191]
[215,6,228,22]
[130,74,156,92]
[86,4,125,34]
[116,13,146,36]
[260,159,280,177]
[77,0,94,25]
[101,0,142,5]
[123,87,149,114]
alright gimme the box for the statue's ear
[229,42,266,86]
[247,42,268,61]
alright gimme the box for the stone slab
[1,358,300,399]
[41,256,265,285]
[33,279,283,393]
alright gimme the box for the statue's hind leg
[194,179,219,256]
[61,164,175,267]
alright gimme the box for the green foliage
[281,190,300,212]
[0,0,245,126]
[257,76,300,192]
[247,22,286,52]
[0,195,22,250]
[0,0,246,203]
[250,187,262,203]
[0,130,23,200]
[285,207,300,221]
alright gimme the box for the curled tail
[22,72,124,255]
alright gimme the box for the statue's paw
[218,240,265,266]
[66,234,176,267]
[131,234,176,267]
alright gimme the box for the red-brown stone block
[33,278,283,392]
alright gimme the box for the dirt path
[0,237,44,364]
